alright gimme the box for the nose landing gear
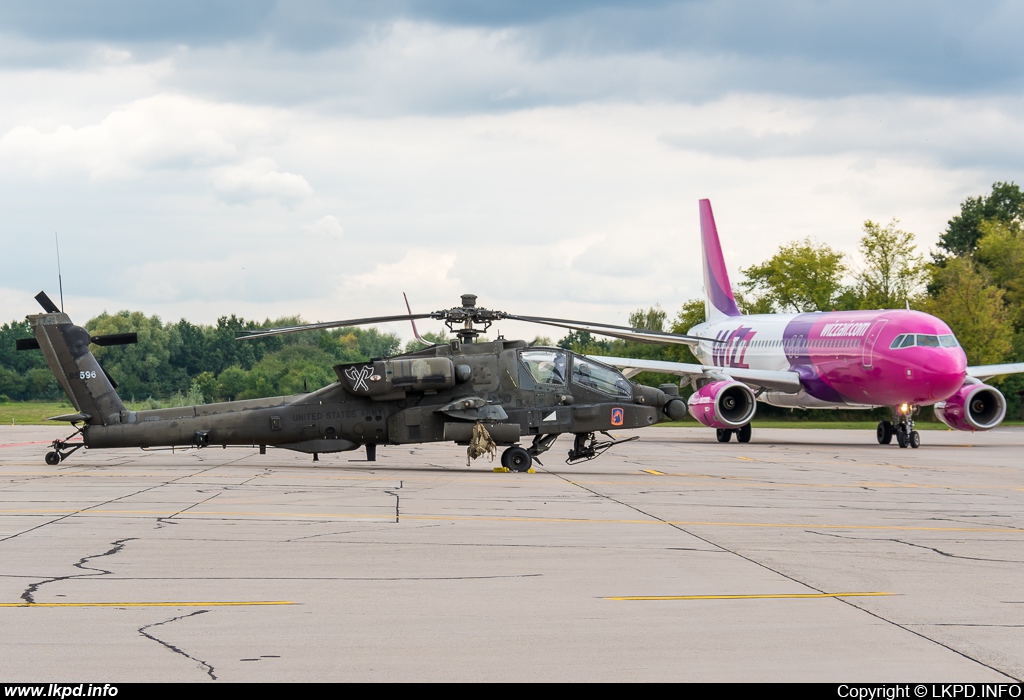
[881,404,920,448]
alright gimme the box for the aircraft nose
[927,349,967,398]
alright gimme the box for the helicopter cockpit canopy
[571,358,632,397]
[519,349,568,386]
[518,349,632,398]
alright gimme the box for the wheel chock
[493,467,510,473]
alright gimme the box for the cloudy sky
[1,1,1022,341]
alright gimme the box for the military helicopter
[20,292,703,472]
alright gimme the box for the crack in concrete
[20,537,136,604]
[807,530,1024,563]
[138,610,216,681]
[156,492,222,530]
[891,539,1024,563]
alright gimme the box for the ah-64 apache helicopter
[21,292,709,472]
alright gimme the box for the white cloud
[208,157,312,206]
[300,214,344,242]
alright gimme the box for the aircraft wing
[591,356,804,393]
[967,362,1024,382]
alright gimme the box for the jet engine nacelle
[934,382,1006,432]
[687,380,756,429]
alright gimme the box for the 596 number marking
[78,370,97,380]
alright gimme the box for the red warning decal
[610,407,624,426]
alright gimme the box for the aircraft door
[861,319,888,369]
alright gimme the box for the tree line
[2,182,1022,417]
[0,313,404,406]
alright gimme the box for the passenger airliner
[597,200,1024,447]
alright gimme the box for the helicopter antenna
[55,232,64,312]
[403,292,426,344]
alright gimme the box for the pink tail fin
[699,199,742,319]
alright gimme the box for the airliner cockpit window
[939,335,960,348]
[890,335,907,349]
[917,335,941,347]
[900,334,916,348]
[519,349,568,385]
[571,359,631,397]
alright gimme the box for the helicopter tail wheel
[45,451,61,465]
[877,421,893,445]
[716,429,732,443]
[909,430,921,449]
[501,446,533,473]
[736,424,752,443]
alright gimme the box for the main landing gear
[715,424,752,444]
[44,427,85,465]
[877,404,920,448]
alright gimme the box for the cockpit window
[893,333,957,349]
[519,349,567,385]
[571,359,631,397]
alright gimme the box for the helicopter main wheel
[45,451,61,465]
[876,421,893,445]
[909,430,921,449]
[716,429,732,443]
[501,446,533,472]
[736,424,752,443]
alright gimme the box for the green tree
[87,311,174,400]
[740,238,848,312]
[974,219,1024,329]
[403,331,449,354]
[854,219,926,309]
[628,306,666,331]
[937,181,1024,258]
[670,298,706,363]
[918,259,1012,366]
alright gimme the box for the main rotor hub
[433,294,507,343]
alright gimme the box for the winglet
[699,199,742,320]
[403,292,426,343]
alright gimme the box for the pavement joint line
[0,508,1021,532]
[604,592,895,601]
[0,601,296,607]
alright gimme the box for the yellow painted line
[735,456,757,461]
[0,601,295,608]
[1,507,1021,533]
[605,592,893,601]
[641,469,666,475]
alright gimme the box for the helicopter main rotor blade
[504,314,719,345]
[237,313,436,340]
[90,332,138,347]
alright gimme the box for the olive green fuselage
[82,340,667,454]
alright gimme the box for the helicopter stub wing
[594,355,804,393]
